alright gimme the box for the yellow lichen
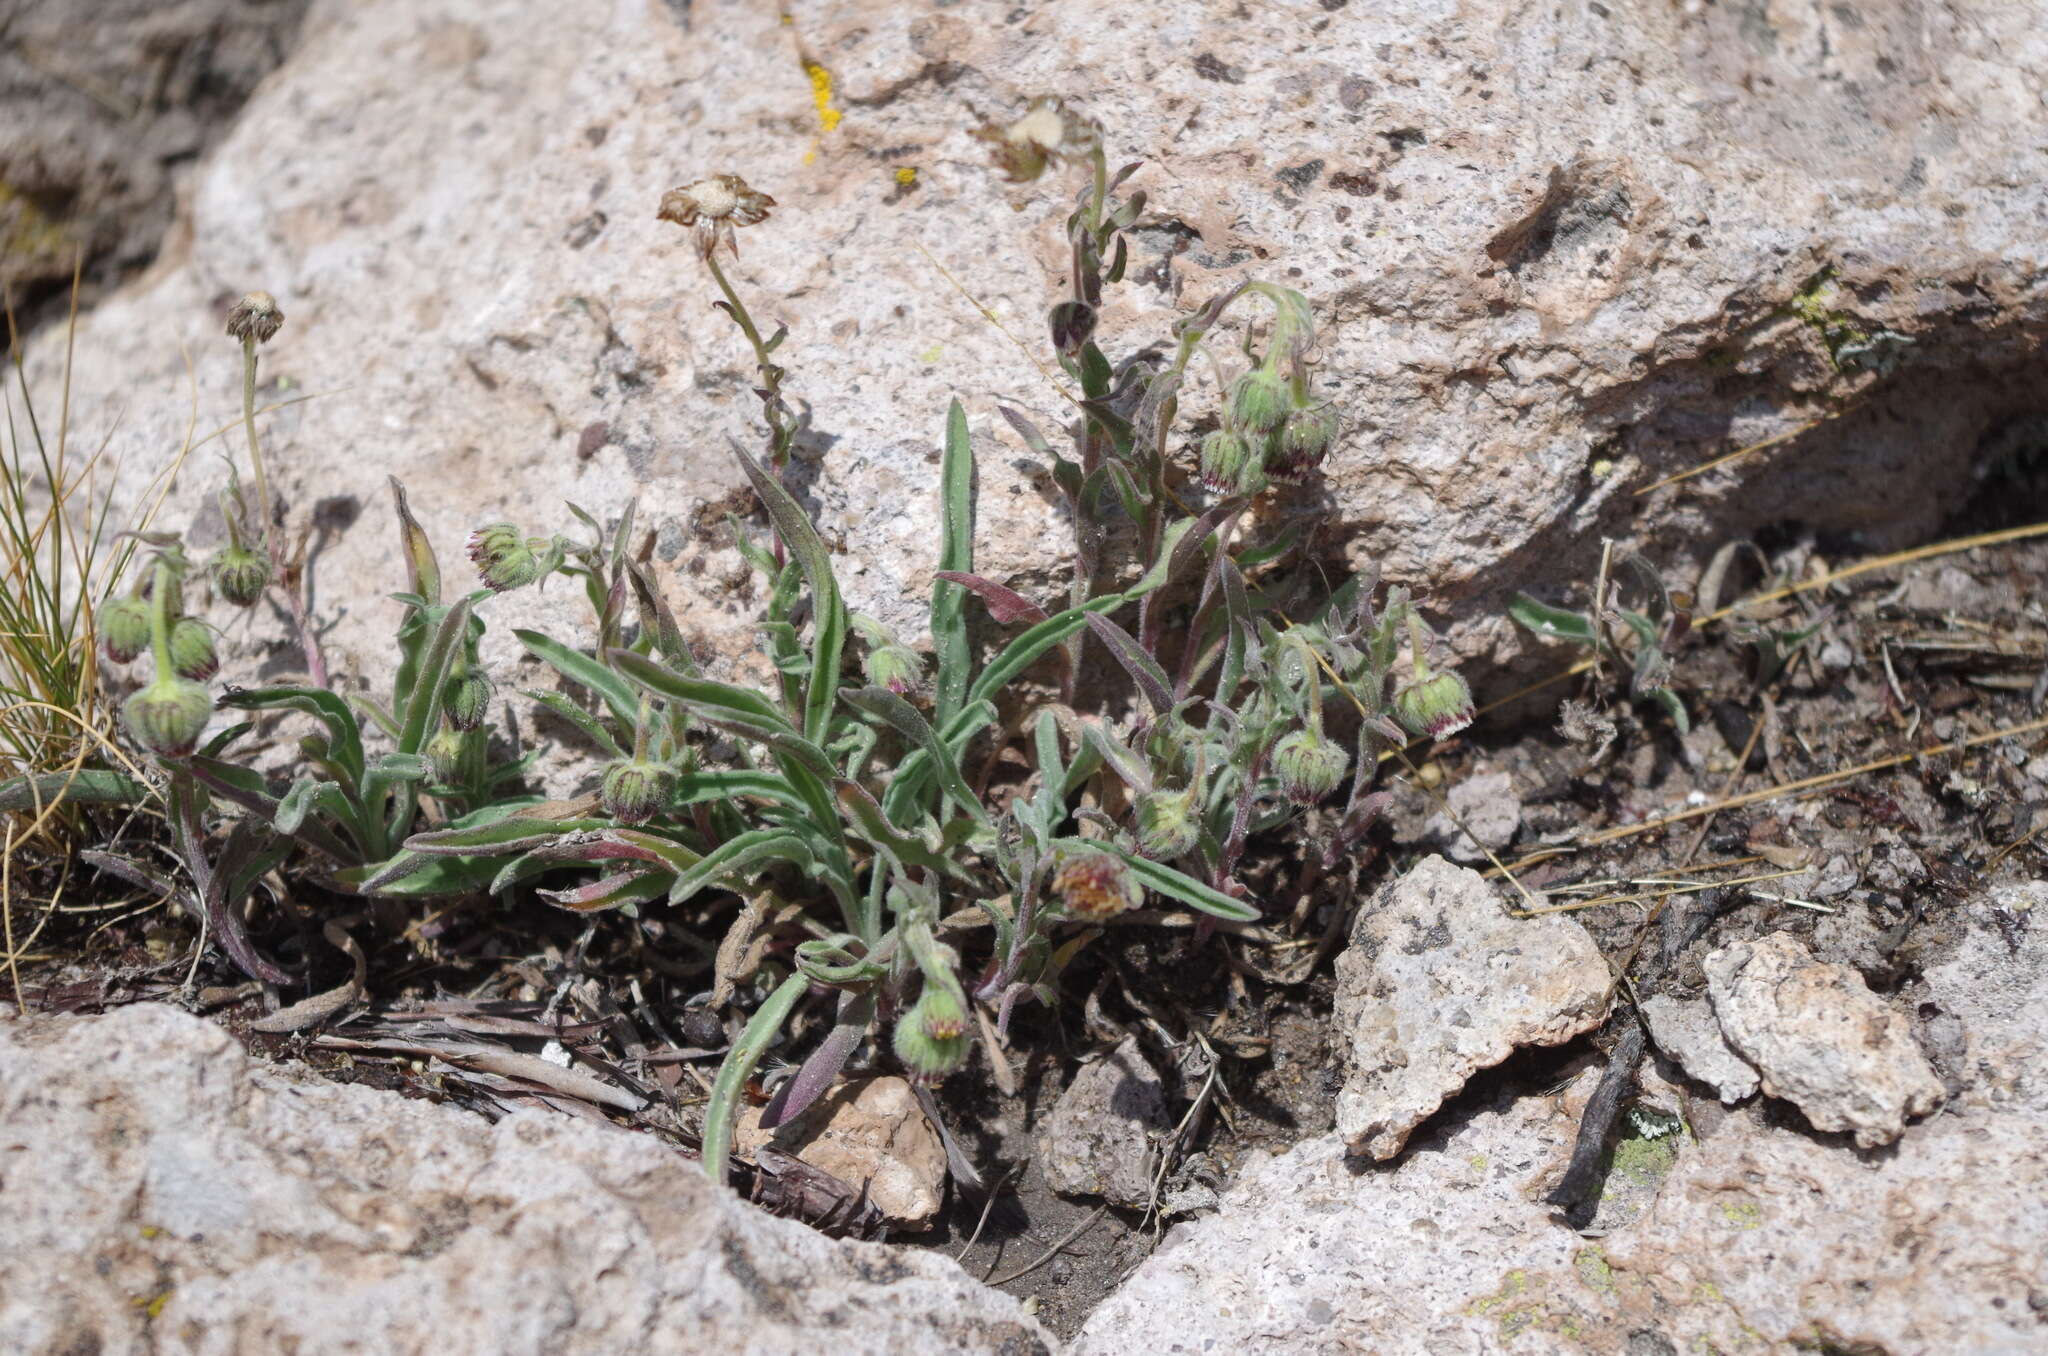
[895,166,918,186]
[806,62,841,135]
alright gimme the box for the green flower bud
[168,619,220,681]
[892,989,971,1083]
[1269,406,1338,484]
[1270,729,1348,805]
[425,728,466,785]
[298,733,332,762]
[123,676,213,758]
[1050,848,1144,920]
[1135,785,1200,860]
[865,643,925,697]
[211,544,271,608]
[1229,367,1291,437]
[99,597,152,664]
[443,669,493,731]
[1199,429,1256,494]
[1394,670,1476,742]
[466,522,549,593]
[600,759,675,825]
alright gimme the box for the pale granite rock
[1039,1036,1171,1208]
[1333,854,1610,1159]
[1641,992,1760,1105]
[735,1076,947,1230]
[1704,931,1943,1147]
[0,1004,1048,1356]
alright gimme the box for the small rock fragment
[1704,932,1944,1147]
[1423,769,1520,863]
[1334,855,1611,1160]
[1040,1036,1171,1207]
[735,1076,946,1228]
[1641,992,1760,1104]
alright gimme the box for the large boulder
[22,0,2045,690]
[0,1003,1049,1356]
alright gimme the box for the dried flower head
[1051,848,1143,920]
[225,292,285,345]
[975,96,1103,183]
[657,174,776,260]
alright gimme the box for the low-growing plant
[1510,549,1692,733]
[14,98,1480,1188]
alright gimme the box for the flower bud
[168,619,220,681]
[443,669,493,731]
[1134,785,1200,860]
[1199,429,1257,494]
[865,643,925,698]
[425,729,466,785]
[123,676,213,758]
[1050,848,1143,920]
[211,544,271,608]
[99,598,152,664]
[892,989,971,1083]
[298,734,332,762]
[1269,406,1338,484]
[600,759,675,825]
[1270,729,1348,805]
[1394,670,1476,742]
[1048,300,1097,358]
[1229,367,1291,437]
[466,523,547,593]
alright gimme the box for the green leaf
[834,780,962,877]
[609,651,792,736]
[521,688,627,759]
[702,972,810,1184]
[388,477,442,606]
[668,827,813,906]
[0,769,150,813]
[1094,841,1261,922]
[1648,686,1692,735]
[730,445,845,747]
[1508,594,1598,645]
[514,628,641,730]
[932,399,974,726]
[219,685,367,790]
[397,598,472,755]
[539,868,677,913]
[340,852,506,898]
[840,685,989,826]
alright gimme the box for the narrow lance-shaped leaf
[729,444,845,746]
[388,476,441,606]
[935,571,1049,625]
[701,972,810,1184]
[932,398,974,725]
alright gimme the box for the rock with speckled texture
[1333,854,1610,1160]
[0,1004,1049,1356]
[1704,931,1943,1147]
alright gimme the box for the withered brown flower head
[974,96,1103,183]
[225,291,284,345]
[657,174,776,260]
[1050,849,1143,920]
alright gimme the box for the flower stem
[147,556,176,672]
[240,337,272,534]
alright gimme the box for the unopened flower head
[99,597,152,665]
[1394,669,1476,742]
[443,669,493,731]
[168,619,221,682]
[1269,405,1339,484]
[1229,367,1291,438]
[425,728,466,786]
[211,544,271,608]
[1199,429,1256,495]
[601,759,675,825]
[1270,728,1348,805]
[1050,848,1143,920]
[975,96,1103,183]
[892,988,971,1083]
[1135,785,1200,860]
[466,523,560,593]
[657,174,776,260]
[123,676,213,758]
[225,292,285,345]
